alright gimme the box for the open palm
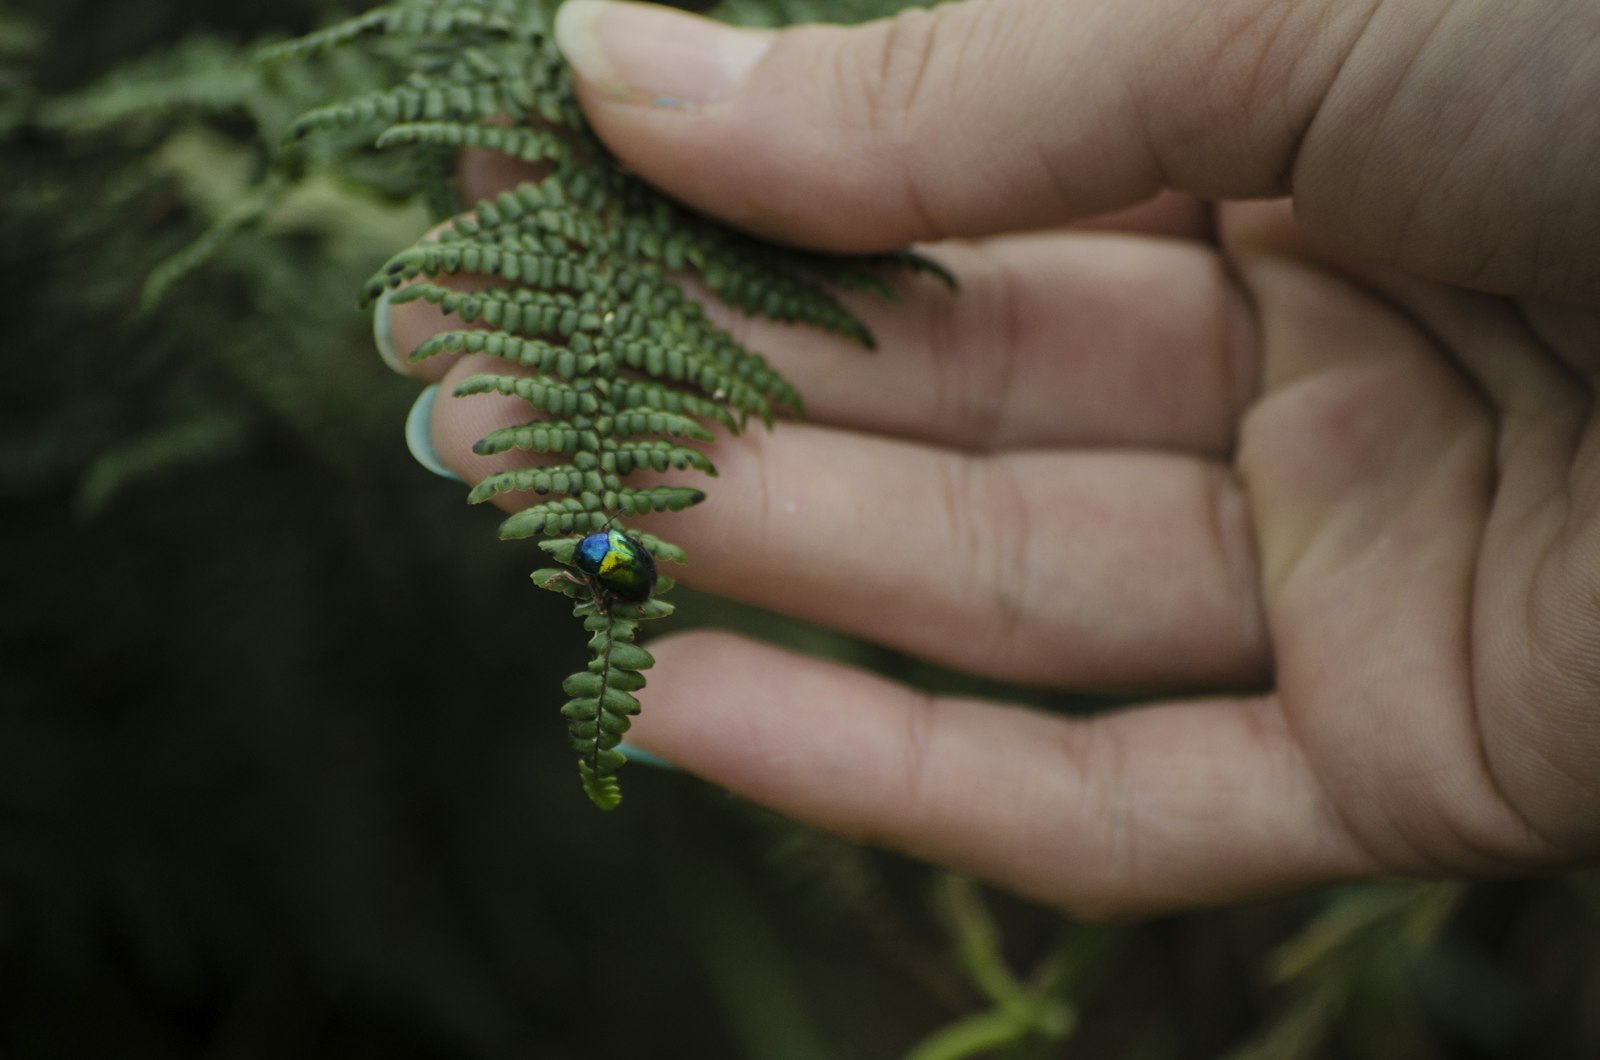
[395,0,1600,913]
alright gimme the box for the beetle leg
[537,569,588,592]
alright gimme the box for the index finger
[553,0,1341,249]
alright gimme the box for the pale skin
[384,0,1600,916]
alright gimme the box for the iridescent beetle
[566,526,658,605]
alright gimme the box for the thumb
[553,0,1347,251]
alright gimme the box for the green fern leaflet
[265,0,952,809]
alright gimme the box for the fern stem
[589,589,617,800]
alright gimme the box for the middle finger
[385,227,1256,456]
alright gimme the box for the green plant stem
[906,875,1078,1059]
[902,1008,1039,1060]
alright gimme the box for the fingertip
[380,261,496,385]
[404,385,466,484]
[624,630,809,779]
[618,742,679,771]
[556,0,774,107]
[626,631,933,822]
[555,2,925,249]
[372,286,408,375]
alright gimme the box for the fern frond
[593,410,719,443]
[375,120,572,164]
[452,373,596,415]
[266,0,949,809]
[606,379,741,434]
[388,281,595,336]
[618,532,687,565]
[254,7,407,65]
[142,179,285,311]
[605,440,719,476]
[611,285,806,410]
[288,73,516,139]
[372,237,591,292]
[412,328,559,366]
[39,36,258,131]
[75,409,253,518]
[609,485,707,514]
[557,608,666,811]
[448,177,611,246]
[470,418,589,457]
[618,203,876,344]
[498,498,598,539]
[469,463,594,503]
[256,4,521,67]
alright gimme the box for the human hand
[384,0,1600,916]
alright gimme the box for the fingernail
[372,286,409,375]
[555,0,774,107]
[619,743,679,771]
[404,386,464,483]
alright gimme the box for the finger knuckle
[855,7,944,135]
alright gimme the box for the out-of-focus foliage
[3,0,1599,1057]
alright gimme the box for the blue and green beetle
[572,527,657,603]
